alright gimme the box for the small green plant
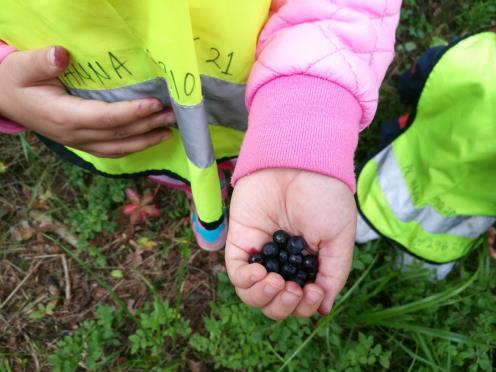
[456,0,496,31]
[28,300,57,320]
[63,164,131,247]
[129,297,191,356]
[48,298,191,371]
[48,305,123,371]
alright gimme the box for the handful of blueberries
[248,230,318,287]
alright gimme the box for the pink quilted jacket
[0,0,402,191]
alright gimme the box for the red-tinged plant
[122,188,160,225]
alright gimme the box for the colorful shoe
[191,210,228,252]
[149,173,229,251]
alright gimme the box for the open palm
[226,169,356,320]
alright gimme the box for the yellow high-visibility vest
[0,0,271,228]
[357,33,496,263]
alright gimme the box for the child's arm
[0,42,24,134]
[226,0,402,319]
[0,43,175,157]
[233,0,402,191]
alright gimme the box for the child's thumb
[14,46,69,84]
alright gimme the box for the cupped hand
[226,168,356,320]
[0,46,175,157]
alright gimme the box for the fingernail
[307,290,322,305]
[281,291,299,306]
[49,46,68,67]
[264,284,279,296]
[149,101,162,112]
[163,111,176,122]
[48,47,57,66]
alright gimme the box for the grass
[1,1,495,371]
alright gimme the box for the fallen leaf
[110,269,124,279]
[11,220,35,242]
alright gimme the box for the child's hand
[226,169,356,320]
[0,46,174,157]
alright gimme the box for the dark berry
[296,270,307,281]
[248,253,263,264]
[306,271,317,282]
[265,258,280,273]
[262,242,279,258]
[288,254,302,267]
[290,278,305,288]
[302,255,317,272]
[278,250,289,263]
[281,263,297,278]
[295,270,307,281]
[287,236,305,255]
[272,230,289,246]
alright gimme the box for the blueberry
[288,254,302,267]
[296,270,307,281]
[248,253,263,265]
[272,230,289,246]
[290,278,305,288]
[265,258,280,273]
[302,255,317,272]
[278,250,289,263]
[287,236,305,255]
[262,242,279,258]
[306,271,317,282]
[281,263,297,278]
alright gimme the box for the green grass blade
[391,336,444,371]
[351,256,480,323]
[379,322,487,348]
[277,254,379,371]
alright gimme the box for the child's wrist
[0,43,26,134]
[233,75,361,193]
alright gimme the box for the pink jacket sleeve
[0,41,25,134]
[232,0,402,192]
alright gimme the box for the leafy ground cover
[1,1,495,370]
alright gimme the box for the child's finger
[235,272,285,308]
[56,95,165,130]
[9,46,69,84]
[291,284,324,318]
[226,259,267,289]
[76,110,175,143]
[316,240,353,315]
[261,281,303,320]
[225,222,271,289]
[78,127,171,158]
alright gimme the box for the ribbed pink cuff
[0,41,25,134]
[232,75,361,193]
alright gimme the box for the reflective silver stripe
[172,100,214,168]
[67,75,247,131]
[201,76,247,131]
[374,146,495,238]
[67,76,246,168]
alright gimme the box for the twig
[23,254,61,260]
[29,210,78,248]
[60,254,71,302]
[23,333,40,372]
[0,261,41,310]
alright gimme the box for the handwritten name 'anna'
[59,51,133,87]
